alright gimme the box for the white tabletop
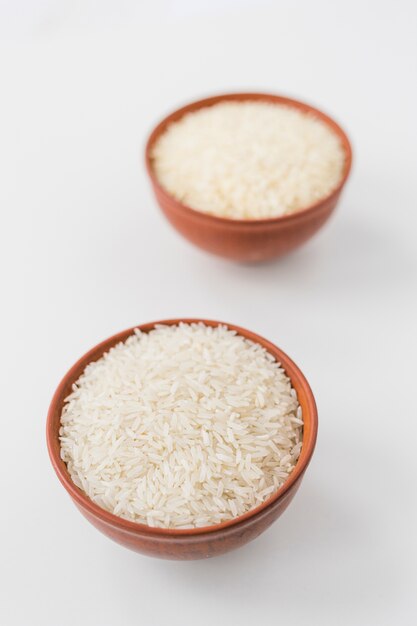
[1,2,416,625]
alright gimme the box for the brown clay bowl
[145,93,352,262]
[47,319,318,560]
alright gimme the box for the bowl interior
[47,319,318,536]
[145,92,352,225]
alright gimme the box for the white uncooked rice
[60,323,303,529]
[152,100,345,219]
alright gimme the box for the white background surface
[1,1,416,624]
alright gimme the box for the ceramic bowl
[145,93,352,262]
[47,319,318,559]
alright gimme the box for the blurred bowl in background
[145,92,352,262]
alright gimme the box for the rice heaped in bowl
[60,323,303,529]
[151,100,345,220]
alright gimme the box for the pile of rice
[151,100,345,219]
[60,323,303,529]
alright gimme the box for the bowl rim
[145,91,352,226]
[47,319,318,537]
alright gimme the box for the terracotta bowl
[47,319,318,560]
[145,93,352,262]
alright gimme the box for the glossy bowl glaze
[47,319,318,559]
[145,93,352,262]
